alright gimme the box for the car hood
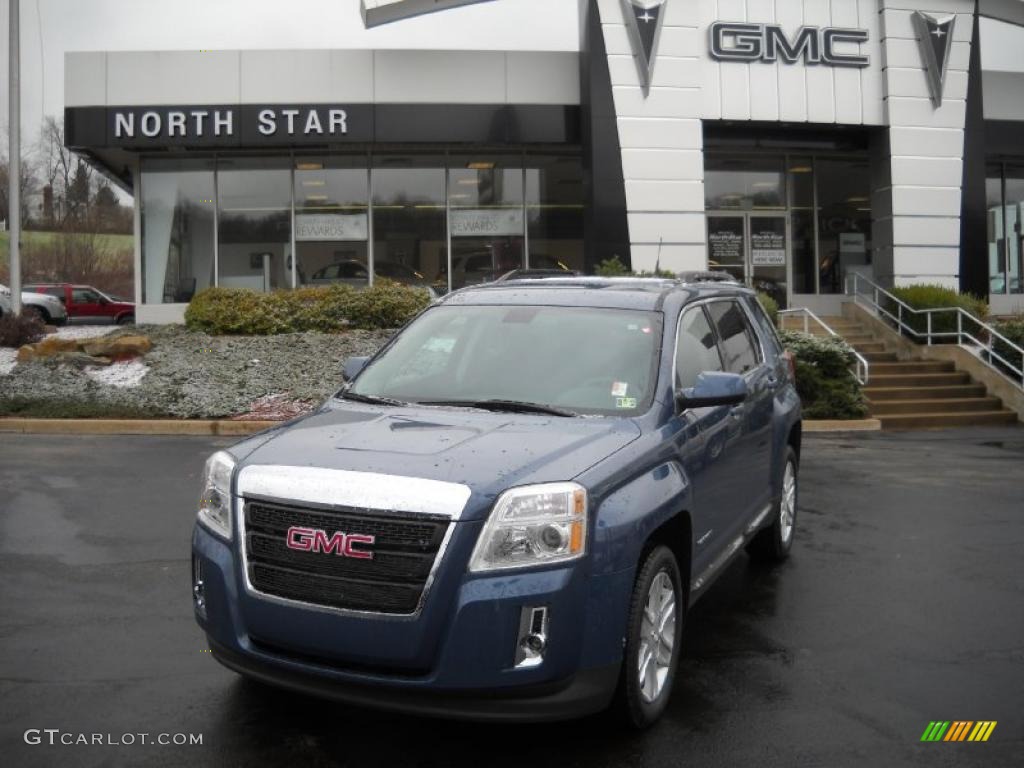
[233,401,642,522]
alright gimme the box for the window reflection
[294,156,370,288]
[527,155,585,275]
[705,156,785,210]
[217,158,291,291]
[141,158,215,304]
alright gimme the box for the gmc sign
[710,22,870,68]
[286,526,376,559]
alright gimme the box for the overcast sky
[0,0,579,142]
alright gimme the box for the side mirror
[341,356,369,383]
[676,372,748,410]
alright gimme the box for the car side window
[339,263,368,279]
[73,288,98,303]
[708,301,761,375]
[675,306,724,390]
[745,296,783,356]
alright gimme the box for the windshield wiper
[417,399,575,417]
[339,391,407,407]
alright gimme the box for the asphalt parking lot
[1,427,1022,767]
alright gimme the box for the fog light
[192,556,206,617]
[514,606,548,669]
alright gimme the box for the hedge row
[778,330,869,420]
[886,284,989,339]
[184,283,432,335]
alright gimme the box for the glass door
[707,215,746,283]
[749,214,789,309]
[706,213,790,308]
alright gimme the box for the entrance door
[706,214,790,308]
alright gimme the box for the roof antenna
[655,237,663,275]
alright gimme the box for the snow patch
[0,348,18,376]
[84,360,149,388]
[51,326,117,342]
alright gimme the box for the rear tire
[615,545,685,729]
[747,446,798,562]
[116,314,135,326]
[23,305,49,324]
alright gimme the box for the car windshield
[349,304,663,416]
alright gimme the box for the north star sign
[710,22,870,68]
[99,104,372,148]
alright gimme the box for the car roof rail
[676,270,743,285]
[494,269,582,282]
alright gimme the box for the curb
[803,419,882,433]
[0,419,280,436]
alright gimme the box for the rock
[81,335,153,359]
[16,337,80,362]
[56,351,114,367]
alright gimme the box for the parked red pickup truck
[24,283,135,325]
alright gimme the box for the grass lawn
[0,230,134,260]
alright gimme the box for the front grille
[243,499,449,614]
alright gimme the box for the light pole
[8,0,22,313]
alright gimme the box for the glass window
[987,164,1005,294]
[73,287,101,303]
[675,306,724,390]
[141,158,215,304]
[706,215,745,282]
[372,155,447,295]
[294,156,370,289]
[217,158,291,292]
[705,156,785,210]
[1005,165,1024,295]
[708,301,760,374]
[448,155,524,291]
[350,305,663,416]
[789,157,816,294]
[816,158,872,294]
[526,155,584,275]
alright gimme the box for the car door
[669,303,749,581]
[706,299,774,525]
[71,287,106,322]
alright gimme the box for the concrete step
[866,372,971,388]
[869,397,1005,415]
[869,361,956,375]
[862,351,899,363]
[879,411,1019,430]
[839,333,877,344]
[853,342,889,354]
[863,384,988,400]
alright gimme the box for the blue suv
[192,276,802,728]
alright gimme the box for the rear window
[745,296,784,356]
[707,301,761,375]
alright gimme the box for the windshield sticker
[615,397,638,409]
[611,381,629,397]
[423,337,456,353]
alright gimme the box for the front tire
[616,545,685,729]
[23,305,49,324]
[747,446,798,562]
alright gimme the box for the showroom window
[137,149,584,302]
[217,157,292,292]
[294,156,370,288]
[987,162,1024,295]
[140,158,216,304]
[372,154,448,294]
[527,155,585,275]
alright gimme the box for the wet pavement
[1,427,1022,767]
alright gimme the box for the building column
[878,0,976,289]
[596,0,707,274]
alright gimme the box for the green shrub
[992,317,1024,379]
[595,256,632,277]
[0,312,46,348]
[887,284,989,341]
[756,292,779,325]
[184,282,431,335]
[778,330,869,420]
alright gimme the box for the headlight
[469,482,587,572]
[197,451,235,540]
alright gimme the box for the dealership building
[63,0,1024,323]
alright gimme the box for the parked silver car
[0,284,68,325]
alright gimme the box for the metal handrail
[845,272,1024,390]
[777,308,870,385]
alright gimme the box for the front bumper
[193,521,632,721]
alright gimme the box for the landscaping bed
[0,325,394,420]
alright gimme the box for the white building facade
[63,0,1024,323]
